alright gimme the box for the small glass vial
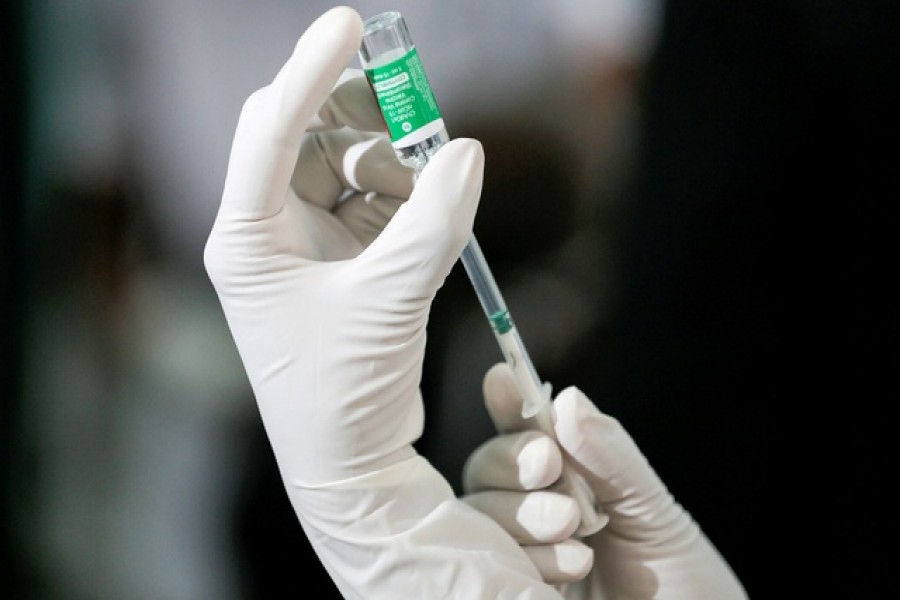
[359,12,450,171]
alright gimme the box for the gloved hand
[205,7,561,599]
[462,363,748,599]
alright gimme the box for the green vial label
[365,48,443,146]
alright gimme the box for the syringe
[359,11,606,537]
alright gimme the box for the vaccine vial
[359,12,450,171]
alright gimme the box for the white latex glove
[205,7,562,599]
[463,363,749,599]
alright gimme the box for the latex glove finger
[462,489,579,545]
[463,431,562,493]
[553,387,673,527]
[461,488,592,585]
[277,129,413,260]
[352,137,483,308]
[305,68,386,133]
[523,540,595,586]
[462,429,571,543]
[470,492,591,586]
[461,487,592,585]
[481,361,537,433]
[291,129,413,213]
[220,6,363,221]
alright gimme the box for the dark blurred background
[2,0,28,595]
[4,1,898,599]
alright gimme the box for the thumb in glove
[553,385,747,598]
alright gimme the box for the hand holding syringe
[360,11,607,537]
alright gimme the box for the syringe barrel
[460,238,546,418]
[459,237,506,327]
